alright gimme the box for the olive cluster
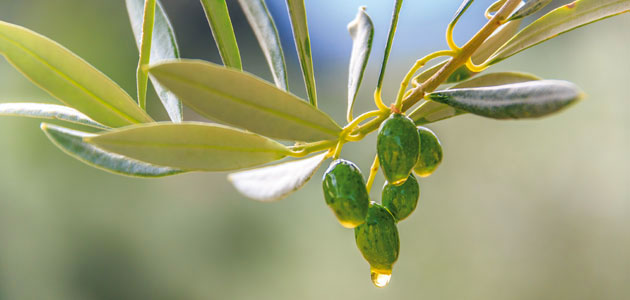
[322,113,443,287]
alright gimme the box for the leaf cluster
[0,0,626,198]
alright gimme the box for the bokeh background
[0,0,628,299]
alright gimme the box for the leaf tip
[576,91,587,102]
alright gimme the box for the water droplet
[370,269,392,288]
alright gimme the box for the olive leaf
[228,152,329,202]
[0,102,108,129]
[376,0,403,93]
[346,6,374,122]
[426,80,583,119]
[286,0,317,106]
[41,123,183,177]
[413,17,522,85]
[200,0,242,70]
[490,0,630,64]
[0,21,153,128]
[410,72,541,124]
[85,122,292,171]
[126,0,183,122]
[237,0,289,90]
[134,0,155,111]
[508,0,553,21]
[148,60,341,142]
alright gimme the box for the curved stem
[373,89,389,111]
[465,57,490,72]
[374,0,404,112]
[393,50,455,111]
[446,24,460,51]
[447,0,475,51]
[343,109,384,133]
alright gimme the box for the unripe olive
[414,127,443,177]
[322,159,369,228]
[377,113,420,185]
[354,203,400,276]
[382,174,419,221]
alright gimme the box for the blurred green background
[0,0,628,299]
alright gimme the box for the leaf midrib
[153,68,340,137]
[89,139,290,154]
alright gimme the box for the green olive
[354,203,400,274]
[414,127,443,177]
[377,113,420,185]
[322,159,369,228]
[382,174,419,221]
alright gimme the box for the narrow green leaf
[410,72,541,124]
[85,122,291,171]
[0,21,154,128]
[427,80,583,119]
[491,0,630,64]
[41,123,182,177]
[136,0,156,111]
[228,152,328,202]
[508,0,553,21]
[413,18,522,85]
[286,0,317,106]
[148,60,341,142]
[237,0,289,91]
[127,0,183,122]
[200,0,242,70]
[376,0,403,92]
[346,6,374,122]
[451,0,475,26]
[0,102,108,129]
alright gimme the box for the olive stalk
[365,154,380,193]
[287,0,521,158]
[392,50,455,111]
[401,0,521,111]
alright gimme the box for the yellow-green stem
[373,89,389,111]
[284,0,521,158]
[393,50,455,110]
[343,110,384,133]
[446,24,459,51]
[401,0,521,112]
[332,139,344,159]
[365,154,380,193]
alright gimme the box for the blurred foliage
[0,0,628,299]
